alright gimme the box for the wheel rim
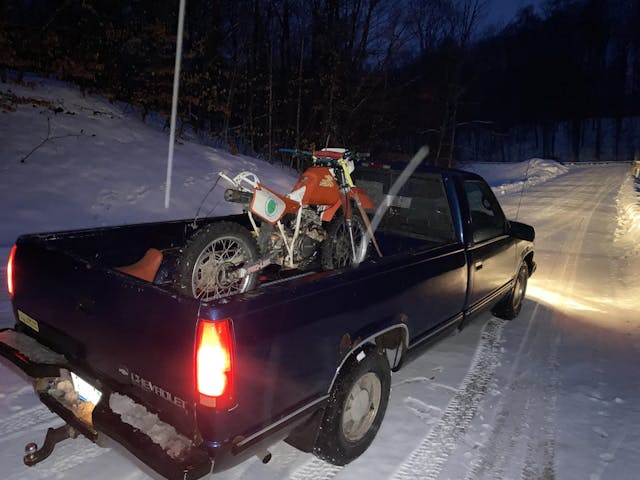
[341,372,382,443]
[191,236,253,301]
[332,219,365,268]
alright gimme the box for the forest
[1,0,639,165]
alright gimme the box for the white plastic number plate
[71,372,102,405]
[250,188,286,224]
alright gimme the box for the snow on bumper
[0,328,212,480]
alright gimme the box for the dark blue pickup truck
[1,164,535,480]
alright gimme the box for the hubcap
[341,372,381,443]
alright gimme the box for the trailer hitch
[24,424,78,466]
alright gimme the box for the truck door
[462,179,517,309]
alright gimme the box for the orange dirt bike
[174,148,381,300]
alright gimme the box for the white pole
[164,0,187,209]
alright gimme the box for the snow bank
[459,159,569,195]
[0,75,297,247]
[614,174,640,253]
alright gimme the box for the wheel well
[523,251,534,274]
[329,325,408,393]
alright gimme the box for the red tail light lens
[7,245,16,298]
[196,319,235,409]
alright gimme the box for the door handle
[474,261,483,270]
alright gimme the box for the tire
[321,211,368,270]
[313,349,391,465]
[174,221,259,301]
[492,262,529,320]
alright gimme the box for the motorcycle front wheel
[321,212,369,270]
[174,221,259,301]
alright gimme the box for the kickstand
[24,424,77,466]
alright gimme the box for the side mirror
[508,221,535,242]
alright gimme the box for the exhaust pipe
[224,189,253,204]
[256,449,272,464]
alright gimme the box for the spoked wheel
[174,222,259,301]
[321,212,368,270]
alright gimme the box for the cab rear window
[354,169,456,245]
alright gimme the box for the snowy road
[1,163,639,480]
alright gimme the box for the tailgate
[10,238,202,438]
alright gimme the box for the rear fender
[328,322,409,393]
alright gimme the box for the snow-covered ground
[1,78,639,480]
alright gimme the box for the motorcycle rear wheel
[174,221,259,301]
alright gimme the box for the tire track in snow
[0,404,57,440]
[287,457,342,480]
[521,333,559,480]
[391,318,505,480]
[5,437,108,480]
[460,303,559,480]
[460,171,613,480]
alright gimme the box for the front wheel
[174,222,259,301]
[492,262,529,320]
[321,212,368,270]
[313,349,391,465]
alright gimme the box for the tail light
[7,245,16,298]
[196,319,235,409]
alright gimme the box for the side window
[463,180,506,243]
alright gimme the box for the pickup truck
[1,163,535,480]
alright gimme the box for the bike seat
[313,150,343,160]
[116,248,163,283]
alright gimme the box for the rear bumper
[0,328,212,480]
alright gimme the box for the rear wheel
[174,222,259,300]
[313,349,391,465]
[492,262,529,320]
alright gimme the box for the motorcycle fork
[340,189,358,261]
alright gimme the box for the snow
[615,173,640,253]
[0,330,66,364]
[109,393,192,460]
[1,77,640,480]
[460,158,569,195]
[0,74,297,248]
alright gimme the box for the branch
[20,117,91,163]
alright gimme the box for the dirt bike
[174,148,381,301]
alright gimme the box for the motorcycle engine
[259,208,327,268]
[292,210,326,265]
